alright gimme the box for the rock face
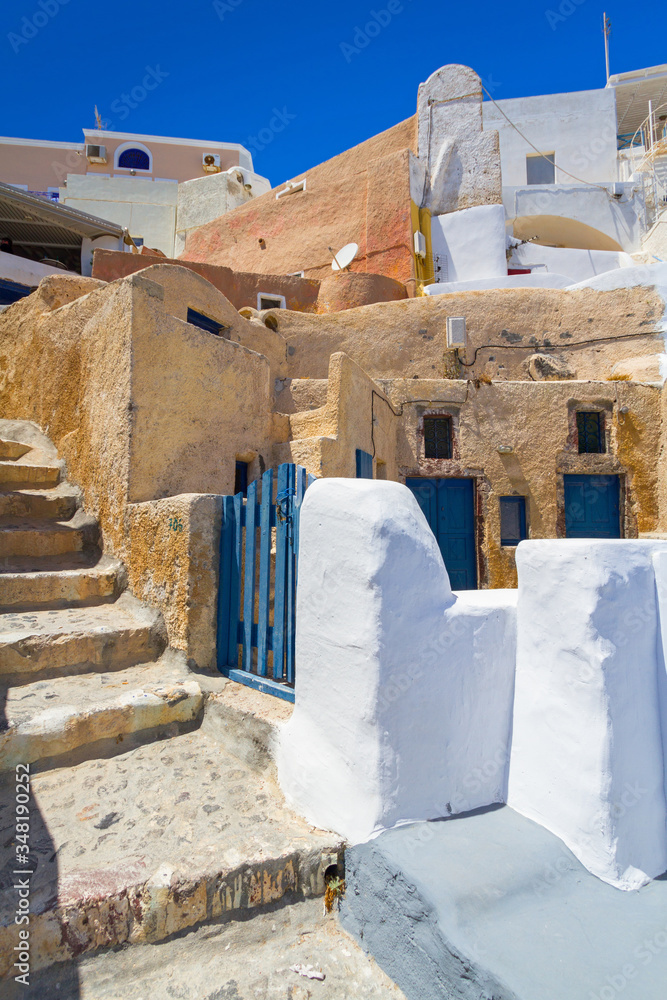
[525,352,576,380]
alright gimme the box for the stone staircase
[0,420,345,984]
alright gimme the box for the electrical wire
[456,329,662,368]
[482,85,614,197]
[370,386,471,458]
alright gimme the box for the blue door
[564,474,621,539]
[405,478,477,589]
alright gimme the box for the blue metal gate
[217,464,315,702]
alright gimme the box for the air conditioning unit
[202,153,221,173]
[85,144,107,164]
[446,316,467,349]
[413,230,427,258]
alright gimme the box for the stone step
[0,652,205,771]
[0,553,124,611]
[0,461,61,487]
[0,726,344,978]
[0,593,167,681]
[3,897,407,1000]
[0,510,99,559]
[0,439,31,460]
[0,482,80,521]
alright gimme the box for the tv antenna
[603,12,611,84]
[329,242,359,271]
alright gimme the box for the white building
[427,63,667,294]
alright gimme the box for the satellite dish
[330,242,358,271]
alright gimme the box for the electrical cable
[482,85,614,197]
[370,386,471,458]
[456,329,662,368]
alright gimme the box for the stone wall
[0,268,273,666]
[239,281,666,382]
[181,117,418,288]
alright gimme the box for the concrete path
[342,804,667,1000]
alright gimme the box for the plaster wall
[430,205,507,283]
[250,282,665,383]
[510,241,634,283]
[508,182,644,253]
[273,353,398,481]
[417,65,502,215]
[482,88,619,187]
[0,253,78,287]
[92,250,321,313]
[0,268,272,665]
[62,174,179,255]
[301,375,660,589]
[174,170,266,257]
[0,139,86,191]
[0,132,250,192]
[509,539,667,890]
[277,479,517,844]
[180,117,418,287]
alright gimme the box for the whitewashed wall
[278,480,667,893]
[483,88,619,186]
[278,479,517,844]
[430,205,507,283]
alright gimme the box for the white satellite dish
[330,242,358,271]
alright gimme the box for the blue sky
[3,0,665,186]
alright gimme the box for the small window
[376,460,387,480]
[186,307,226,337]
[356,449,373,479]
[577,411,605,454]
[257,293,286,311]
[526,152,555,185]
[234,461,249,497]
[424,416,453,460]
[500,497,527,546]
[118,148,150,171]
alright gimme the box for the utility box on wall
[446,316,466,348]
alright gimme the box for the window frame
[114,141,152,174]
[257,292,286,311]
[499,496,528,547]
[526,151,556,185]
[576,410,605,454]
[423,415,453,460]
[186,307,226,337]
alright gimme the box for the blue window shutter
[356,449,373,479]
